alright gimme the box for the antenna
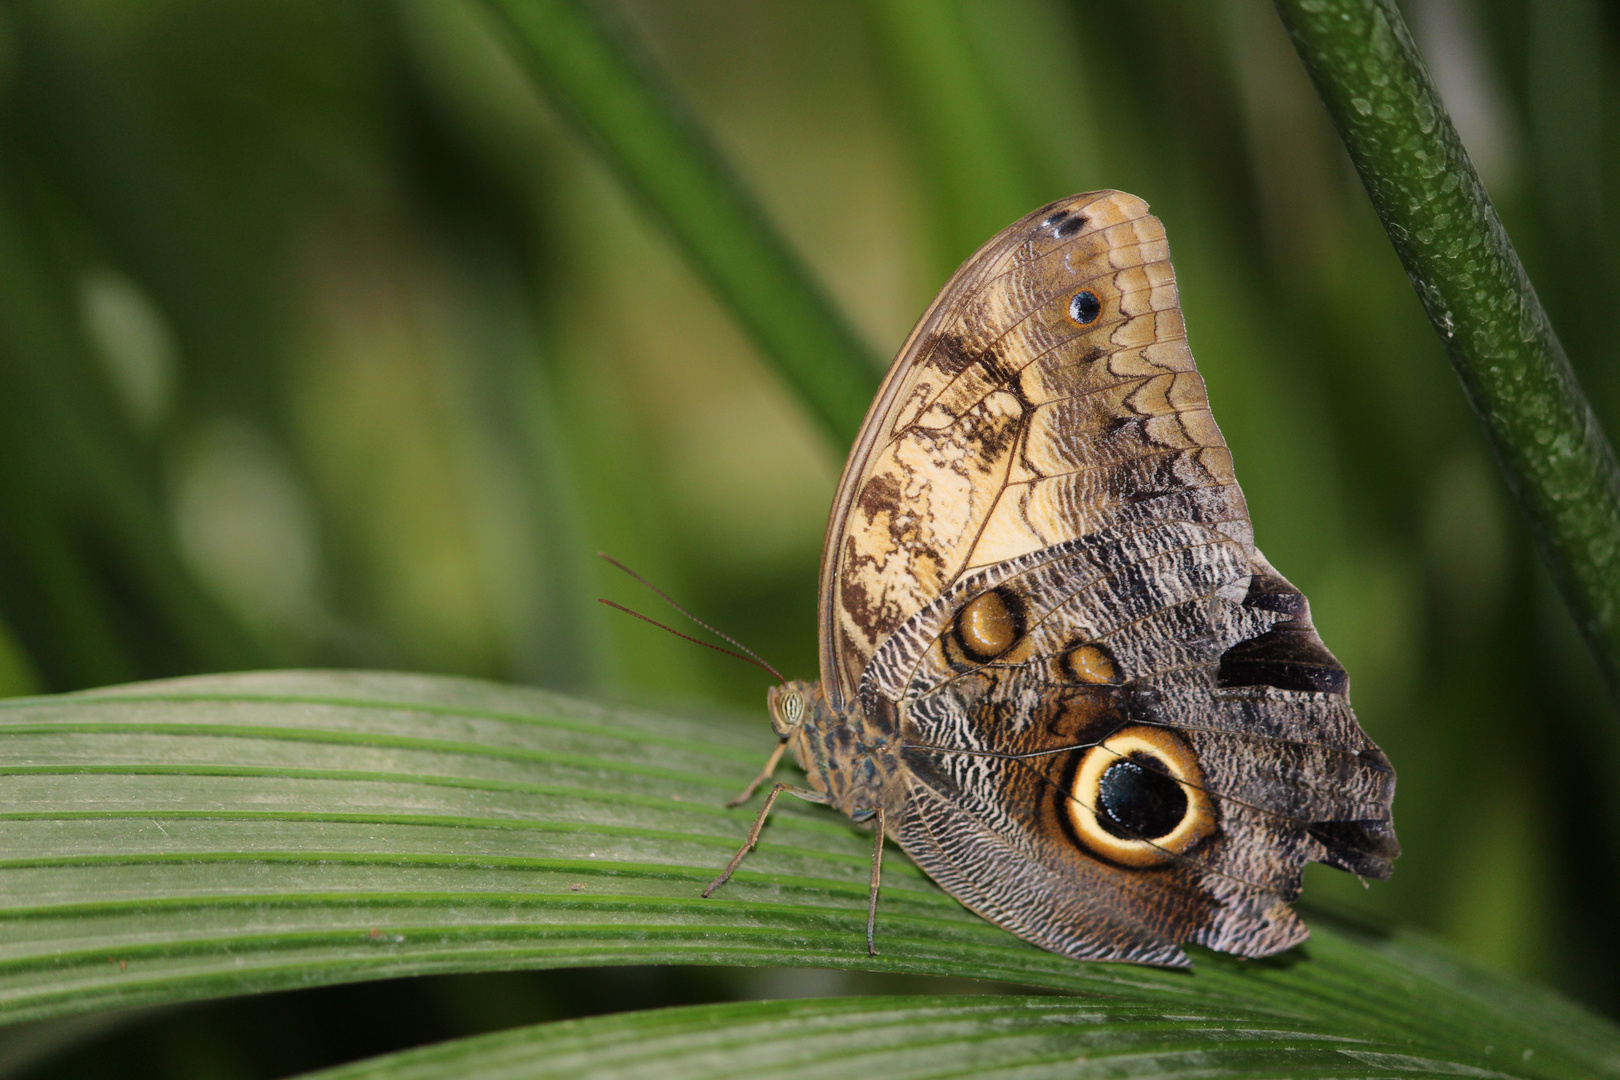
[597,553,786,684]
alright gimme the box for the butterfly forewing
[820,192,1248,713]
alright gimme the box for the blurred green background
[1,0,1617,1075]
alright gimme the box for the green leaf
[292,983,1620,1080]
[3,671,1618,1080]
[1272,0,1620,698]
[472,0,880,446]
[0,668,1048,1023]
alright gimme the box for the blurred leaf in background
[0,0,1618,1076]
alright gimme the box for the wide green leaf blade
[2,671,1617,1080]
[0,669,1100,1022]
[290,987,1620,1080]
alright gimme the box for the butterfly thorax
[773,680,901,821]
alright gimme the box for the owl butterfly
[707,190,1398,966]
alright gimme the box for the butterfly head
[766,680,821,739]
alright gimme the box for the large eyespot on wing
[819,191,1251,712]
[898,775,1195,966]
[1065,725,1216,869]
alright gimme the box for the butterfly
[705,190,1398,967]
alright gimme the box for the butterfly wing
[822,191,1396,964]
[820,191,1249,713]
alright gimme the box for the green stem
[476,0,880,446]
[1274,0,1620,694]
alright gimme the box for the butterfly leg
[864,804,885,956]
[704,781,828,898]
[726,740,787,807]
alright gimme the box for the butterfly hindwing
[865,525,1395,964]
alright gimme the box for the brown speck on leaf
[569,883,586,892]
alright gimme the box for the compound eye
[1066,726,1215,867]
[767,684,811,736]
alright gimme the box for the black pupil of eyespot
[1070,291,1100,324]
[1096,753,1187,841]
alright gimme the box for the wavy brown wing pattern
[819,191,1251,712]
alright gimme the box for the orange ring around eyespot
[1067,725,1215,868]
[955,589,1022,662]
[1065,642,1120,684]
